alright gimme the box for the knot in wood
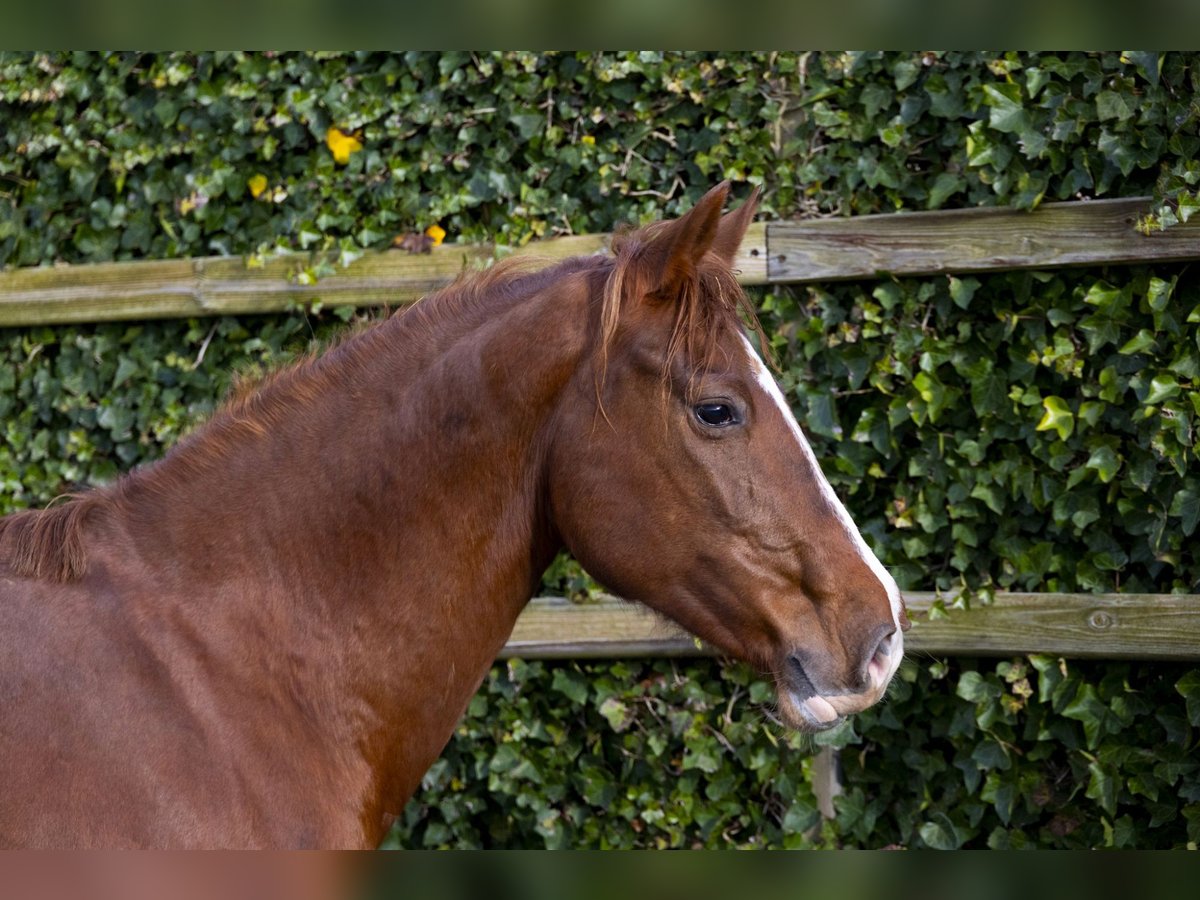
[1087,610,1117,630]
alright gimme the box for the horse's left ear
[639,182,730,303]
[711,185,761,265]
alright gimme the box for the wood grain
[500,596,701,659]
[502,592,1200,661]
[8,196,1200,326]
[9,195,1200,326]
[0,223,767,327]
[767,197,1200,282]
[900,591,1200,660]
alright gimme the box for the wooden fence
[2,196,1198,661]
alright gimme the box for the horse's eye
[694,402,738,428]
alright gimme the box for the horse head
[548,183,909,732]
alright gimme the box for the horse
[0,183,908,848]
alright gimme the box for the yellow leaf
[581,135,595,146]
[247,174,268,199]
[325,127,363,165]
[424,224,446,247]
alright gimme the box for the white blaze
[739,335,905,639]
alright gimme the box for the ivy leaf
[1084,282,1126,312]
[1085,445,1121,483]
[111,355,139,388]
[971,739,1011,771]
[1036,396,1075,440]
[1120,51,1162,86]
[1078,314,1123,354]
[1025,67,1051,99]
[1096,90,1136,122]
[957,670,1002,703]
[1118,330,1157,355]
[1147,276,1175,312]
[1144,374,1180,405]
[1169,489,1200,537]
[1087,760,1119,817]
[551,668,589,705]
[981,82,1030,134]
[981,772,1017,824]
[927,172,964,209]
[970,372,1008,417]
[781,800,820,834]
[806,393,838,439]
[1176,671,1200,726]
[1063,683,1111,749]
[948,275,980,309]
[919,815,966,849]
[597,697,633,732]
[509,114,543,141]
[1178,192,1200,224]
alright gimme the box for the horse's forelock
[601,227,770,390]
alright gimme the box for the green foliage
[3,52,1198,268]
[387,655,1200,849]
[3,51,1199,847]
[0,309,361,515]
[384,658,825,849]
[758,266,1200,595]
[0,51,789,265]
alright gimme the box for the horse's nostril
[874,628,897,661]
[862,627,897,689]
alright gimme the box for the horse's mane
[0,220,762,584]
[0,255,606,584]
[0,496,97,582]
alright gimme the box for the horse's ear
[711,185,760,265]
[638,182,730,303]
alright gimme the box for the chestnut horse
[0,183,907,848]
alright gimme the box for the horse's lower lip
[786,690,842,730]
[803,694,839,723]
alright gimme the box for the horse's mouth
[777,685,845,733]
[773,655,843,732]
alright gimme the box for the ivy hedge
[385,657,1200,850]
[2,52,1198,847]
[3,51,1198,267]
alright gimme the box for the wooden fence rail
[503,593,1200,662]
[3,197,1199,328]
[767,196,1200,281]
[3,195,1198,660]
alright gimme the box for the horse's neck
[105,274,592,836]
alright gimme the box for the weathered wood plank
[767,197,1200,282]
[730,219,769,285]
[502,592,1200,661]
[0,236,588,327]
[500,596,702,659]
[7,196,1200,328]
[11,194,1200,327]
[0,223,768,328]
[901,591,1200,660]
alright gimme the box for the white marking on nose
[739,334,905,638]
